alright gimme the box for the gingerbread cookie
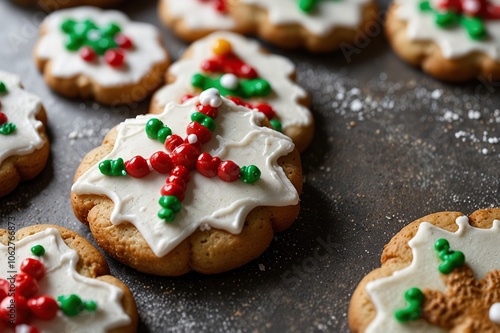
[151,32,314,152]
[226,0,379,52]
[34,7,170,106]
[71,88,302,276]
[15,0,123,11]
[385,0,500,81]
[349,208,500,332]
[158,0,247,42]
[0,71,49,198]
[0,224,137,332]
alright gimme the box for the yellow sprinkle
[212,39,232,55]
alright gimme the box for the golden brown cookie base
[385,3,500,82]
[150,46,314,153]
[348,208,500,333]
[227,0,379,53]
[34,24,170,106]
[71,124,303,276]
[1,224,138,333]
[0,106,49,198]
[15,0,124,11]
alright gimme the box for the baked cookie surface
[0,224,137,333]
[385,0,500,81]
[71,89,302,276]
[34,7,170,105]
[0,71,49,198]
[151,32,314,152]
[227,0,379,52]
[349,208,500,332]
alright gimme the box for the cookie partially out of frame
[349,208,500,332]
[0,224,138,332]
[14,0,123,11]
[0,71,49,198]
[158,0,248,42]
[385,0,500,81]
[150,31,314,153]
[227,0,379,53]
[34,7,170,106]
[71,89,302,276]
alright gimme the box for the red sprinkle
[218,160,240,182]
[125,156,151,178]
[115,34,133,49]
[104,49,125,67]
[80,46,97,62]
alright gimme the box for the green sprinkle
[31,245,45,257]
[0,81,7,93]
[269,119,282,132]
[240,165,261,184]
[0,123,16,135]
[394,288,424,322]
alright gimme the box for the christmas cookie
[15,0,123,11]
[0,224,137,332]
[226,0,379,52]
[158,0,246,42]
[349,208,500,332]
[0,71,49,198]
[34,7,170,106]
[151,32,314,152]
[385,0,500,81]
[71,88,302,276]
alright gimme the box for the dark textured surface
[1,0,500,332]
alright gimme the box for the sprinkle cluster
[0,82,16,136]
[61,18,134,67]
[0,245,97,332]
[420,0,500,40]
[99,88,262,223]
[189,38,282,131]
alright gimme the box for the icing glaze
[163,0,236,30]
[0,228,130,332]
[35,7,167,87]
[72,93,299,257]
[396,0,500,60]
[154,31,312,134]
[0,71,44,165]
[365,216,500,332]
[240,0,371,36]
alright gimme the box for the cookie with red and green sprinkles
[385,0,500,81]
[0,224,138,332]
[151,31,314,153]
[34,7,170,106]
[349,208,500,332]
[0,70,49,198]
[71,88,303,276]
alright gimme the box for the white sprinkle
[350,99,363,112]
[431,89,443,99]
[220,73,239,90]
[258,264,265,271]
[468,110,481,120]
[68,131,78,139]
[482,148,489,155]
[187,134,198,144]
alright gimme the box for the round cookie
[158,0,247,42]
[349,208,500,332]
[0,224,137,332]
[385,0,500,81]
[0,71,49,198]
[71,88,303,276]
[34,7,170,106]
[14,0,123,11]
[151,32,314,153]
[227,0,379,53]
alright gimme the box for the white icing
[490,303,500,324]
[35,7,167,87]
[241,0,370,36]
[199,87,222,107]
[0,71,44,165]
[72,94,299,257]
[365,216,500,332]
[396,0,500,60]
[154,31,312,133]
[0,228,130,333]
[163,0,236,30]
